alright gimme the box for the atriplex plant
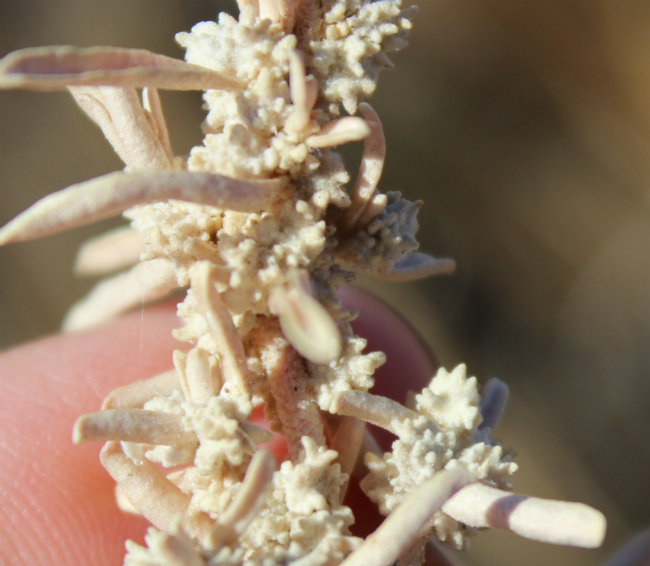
[0,1,606,565]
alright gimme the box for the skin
[0,285,457,566]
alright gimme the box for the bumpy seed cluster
[0,0,606,565]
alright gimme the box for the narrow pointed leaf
[102,369,179,410]
[0,171,285,245]
[193,262,251,397]
[63,259,179,332]
[0,46,242,91]
[478,377,509,432]
[74,226,144,276]
[340,466,475,566]
[342,103,386,230]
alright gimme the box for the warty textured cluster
[0,1,607,565]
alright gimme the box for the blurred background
[1,1,649,565]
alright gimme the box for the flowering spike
[0,171,285,245]
[0,46,242,91]
[0,2,611,564]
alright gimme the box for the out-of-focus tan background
[1,1,649,565]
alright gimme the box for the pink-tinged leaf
[340,466,475,566]
[63,259,179,332]
[0,46,242,91]
[269,270,343,365]
[100,441,212,538]
[307,116,371,148]
[442,483,607,548]
[342,103,386,230]
[73,408,193,445]
[0,171,286,245]
[74,226,144,277]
